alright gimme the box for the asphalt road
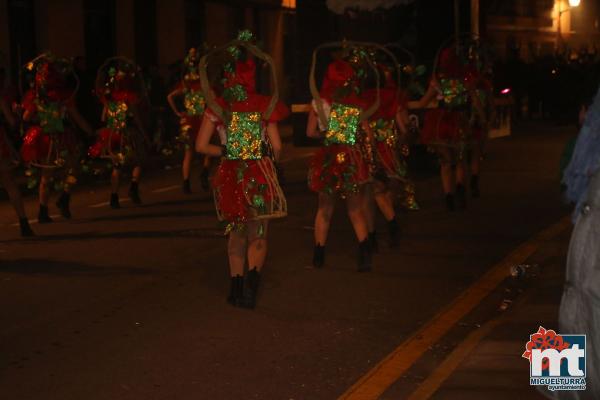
[0,122,572,400]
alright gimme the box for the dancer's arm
[306,109,321,138]
[167,88,184,117]
[195,115,222,157]
[414,80,438,109]
[266,122,282,162]
[395,107,409,136]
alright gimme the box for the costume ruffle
[308,144,369,197]
[213,157,285,228]
[421,108,470,147]
[21,125,79,167]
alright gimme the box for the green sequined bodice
[225,112,263,160]
[369,118,398,147]
[324,103,361,146]
[183,89,205,116]
[36,100,65,133]
[439,78,469,108]
[106,101,130,131]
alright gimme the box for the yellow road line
[406,318,503,400]
[338,216,571,400]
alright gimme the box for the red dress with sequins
[307,97,371,197]
[176,81,205,146]
[207,94,289,228]
[20,90,79,167]
[363,87,410,179]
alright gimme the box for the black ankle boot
[240,267,261,309]
[200,169,209,191]
[456,184,467,210]
[55,191,71,219]
[357,239,372,272]
[110,193,120,209]
[19,218,34,237]
[183,179,191,194]
[388,218,399,248]
[129,181,142,204]
[37,205,53,223]
[313,244,325,268]
[227,275,244,307]
[368,231,379,253]
[470,175,480,198]
[445,193,455,212]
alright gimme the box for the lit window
[282,0,296,9]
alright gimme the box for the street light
[557,0,581,47]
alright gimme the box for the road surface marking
[406,318,503,400]
[12,214,62,226]
[152,185,180,193]
[338,216,571,400]
[89,198,131,208]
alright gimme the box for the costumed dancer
[362,58,411,249]
[415,40,485,211]
[195,31,289,309]
[20,54,93,222]
[167,47,211,194]
[0,78,34,236]
[306,43,378,271]
[89,57,148,208]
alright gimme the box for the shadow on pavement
[0,259,156,276]
[0,228,226,243]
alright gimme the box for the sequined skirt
[374,141,407,180]
[176,114,202,147]
[21,126,80,168]
[421,108,470,147]
[88,128,146,166]
[308,144,370,197]
[213,157,287,229]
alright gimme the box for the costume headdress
[182,47,204,88]
[433,33,487,79]
[96,57,145,105]
[23,53,78,103]
[310,41,389,129]
[199,30,279,122]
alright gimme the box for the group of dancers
[0,31,492,309]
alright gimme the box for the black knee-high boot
[38,205,53,223]
[55,191,71,219]
[227,275,244,307]
[313,244,325,268]
[19,218,34,237]
[129,181,142,204]
[240,267,261,309]
[357,239,372,272]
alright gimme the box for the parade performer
[0,81,34,236]
[362,59,411,249]
[167,48,211,194]
[415,40,485,211]
[89,57,147,209]
[20,54,93,222]
[306,43,378,271]
[195,31,289,309]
